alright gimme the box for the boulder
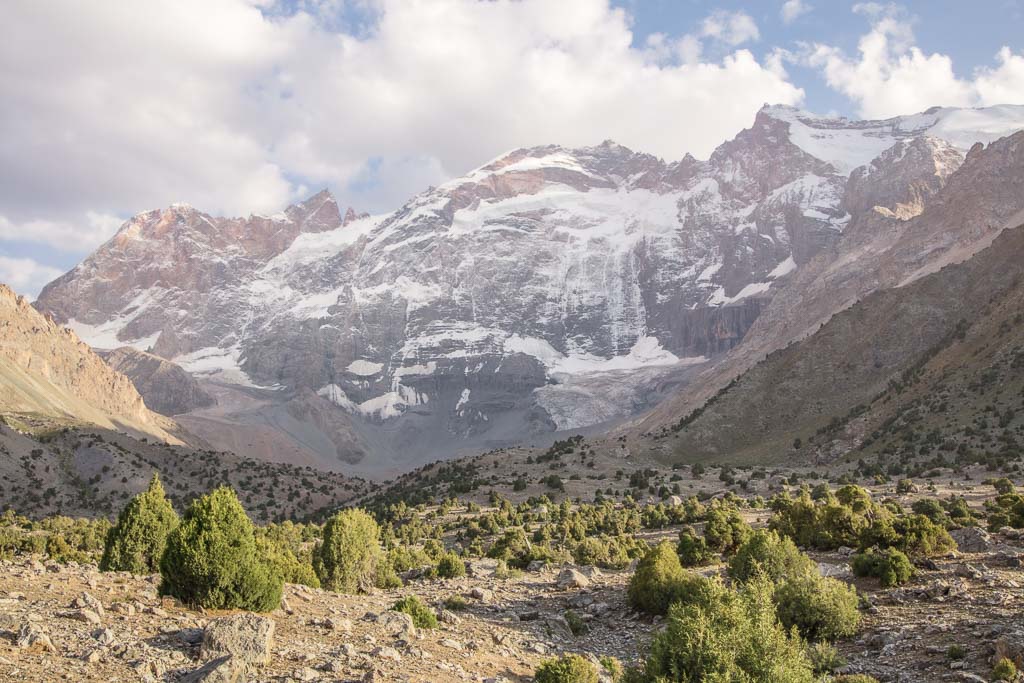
[15,622,55,653]
[377,610,416,639]
[180,656,240,683]
[556,568,590,590]
[200,614,275,674]
[950,527,993,553]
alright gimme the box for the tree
[100,473,178,574]
[159,487,282,611]
[313,508,384,593]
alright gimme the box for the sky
[1,0,1022,297]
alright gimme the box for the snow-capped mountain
[34,104,1024,469]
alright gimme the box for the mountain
[33,104,1024,471]
[0,284,180,443]
[97,347,215,416]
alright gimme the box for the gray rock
[557,568,590,590]
[200,614,275,673]
[950,526,993,553]
[15,622,55,653]
[179,655,240,683]
[377,610,416,639]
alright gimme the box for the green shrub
[564,609,588,636]
[831,676,880,683]
[443,595,468,611]
[435,550,466,578]
[859,513,955,558]
[313,509,384,593]
[993,657,1018,681]
[259,538,320,588]
[388,545,431,573]
[391,595,437,629]
[727,529,814,584]
[676,526,713,567]
[627,541,715,616]
[642,576,814,682]
[946,644,966,660]
[534,653,599,683]
[159,487,282,611]
[100,474,179,574]
[806,642,845,674]
[851,548,914,587]
[704,506,751,554]
[773,572,860,642]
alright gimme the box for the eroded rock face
[33,104,1024,467]
[0,284,178,443]
[200,614,274,675]
[98,347,214,416]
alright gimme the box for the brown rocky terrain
[98,348,215,417]
[0,285,180,444]
[0,494,1021,683]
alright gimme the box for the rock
[71,609,102,625]
[440,638,464,650]
[144,606,169,618]
[526,560,547,573]
[280,596,294,615]
[818,562,853,580]
[111,601,136,616]
[377,610,416,639]
[326,617,353,632]
[951,527,993,553]
[953,563,984,579]
[93,627,116,646]
[467,559,500,578]
[73,591,105,618]
[179,655,240,683]
[16,622,55,653]
[438,609,462,625]
[544,616,573,638]
[200,614,275,674]
[470,587,493,602]
[556,568,590,590]
[372,646,402,662]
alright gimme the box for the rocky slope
[97,348,214,417]
[34,105,1024,470]
[635,128,1024,445]
[0,419,365,521]
[640,137,1024,465]
[0,285,179,444]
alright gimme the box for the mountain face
[97,347,215,417]
[0,284,179,443]
[34,104,1024,470]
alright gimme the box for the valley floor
[0,530,1021,682]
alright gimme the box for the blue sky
[0,0,1022,297]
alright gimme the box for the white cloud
[780,0,811,24]
[0,256,62,299]
[806,7,1022,119]
[0,212,123,252]
[701,10,760,47]
[0,0,801,233]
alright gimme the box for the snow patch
[347,360,383,376]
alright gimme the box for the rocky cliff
[33,104,1024,469]
[0,284,179,443]
[97,347,215,417]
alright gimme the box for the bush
[676,526,713,567]
[313,509,384,593]
[100,474,178,574]
[159,487,282,611]
[443,595,468,611]
[727,529,814,584]
[391,595,437,629]
[832,676,880,683]
[564,609,588,636]
[435,550,466,578]
[993,657,1018,681]
[534,653,599,683]
[641,576,814,682]
[704,506,751,554]
[859,513,955,558]
[806,642,845,674]
[851,548,914,587]
[773,572,860,642]
[627,541,716,616]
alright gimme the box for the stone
[556,568,590,590]
[470,587,493,602]
[950,527,993,553]
[372,646,402,662]
[467,559,500,579]
[200,614,275,674]
[994,633,1024,668]
[377,610,416,639]
[73,591,105,618]
[71,609,102,625]
[16,622,55,653]
[179,655,240,683]
[438,609,461,625]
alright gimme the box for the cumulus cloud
[0,0,800,223]
[807,6,1024,118]
[0,256,62,299]
[700,10,760,46]
[0,213,123,252]
[780,0,811,24]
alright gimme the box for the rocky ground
[0,525,1022,682]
